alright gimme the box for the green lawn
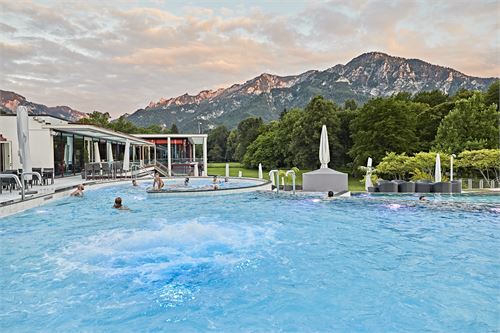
[208,162,365,192]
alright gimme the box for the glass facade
[51,130,140,177]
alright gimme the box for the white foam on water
[51,220,275,282]
[384,204,404,210]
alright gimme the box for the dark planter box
[451,181,462,193]
[398,182,415,193]
[415,182,432,193]
[378,182,398,192]
[433,182,452,193]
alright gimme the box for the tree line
[79,112,180,134]
[207,80,499,174]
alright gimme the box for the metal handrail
[286,170,296,195]
[269,170,279,194]
[0,174,23,193]
[21,172,42,201]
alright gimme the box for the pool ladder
[268,169,296,195]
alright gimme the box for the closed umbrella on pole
[93,142,101,163]
[365,157,373,191]
[123,139,130,171]
[16,106,32,180]
[319,125,330,169]
[435,153,442,182]
[225,163,229,177]
[107,142,114,163]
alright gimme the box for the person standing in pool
[132,179,138,186]
[153,172,164,190]
[70,184,85,196]
[113,197,129,210]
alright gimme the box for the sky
[1,0,498,117]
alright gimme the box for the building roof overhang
[44,124,155,146]
[133,133,208,145]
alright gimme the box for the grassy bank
[207,162,365,192]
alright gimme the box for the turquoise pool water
[1,186,499,332]
[142,177,264,191]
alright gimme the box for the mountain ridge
[0,90,87,122]
[127,52,497,132]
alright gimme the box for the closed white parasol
[16,106,32,180]
[123,140,130,171]
[365,157,373,191]
[435,153,442,182]
[319,125,330,168]
[93,141,101,163]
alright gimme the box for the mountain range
[1,52,496,130]
[0,90,87,122]
[126,52,497,132]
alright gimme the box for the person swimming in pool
[184,177,190,186]
[419,195,428,201]
[113,197,129,210]
[213,175,218,184]
[70,184,85,197]
[132,179,138,186]
[153,172,164,190]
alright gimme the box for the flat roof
[134,133,207,145]
[44,124,155,146]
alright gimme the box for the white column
[132,145,136,162]
[153,145,156,164]
[167,137,172,176]
[203,136,208,176]
[192,143,196,163]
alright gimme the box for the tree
[170,124,179,134]
[234,117,264,161]
[434,92,499,153]
[349,97,420,166]
[484,80,499,111]
[343,99,358,111]
[415,101,455,151]
[207,125,229,162]
[79,111,111,127]
[375,152,411,180]
[456,149,500,184]
[412,89,449,107]
[288,96,341,169]
[336,108,359,167]
[406,151,450,181]
[243,122,283,168]
[225,129,238,161]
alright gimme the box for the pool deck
[0,174,273,218]
[0,167,158,217]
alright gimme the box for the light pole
[450,154,456,181]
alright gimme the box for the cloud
[0,0,497,118]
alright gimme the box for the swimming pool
[139,177,266,192]
[1,185,499,332]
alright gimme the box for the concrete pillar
[468,178,472,189]
[490,180,495,188]
[479,179,483,189]
[167,137,172,176]
[203,136,208,176]
[192,143,196,163]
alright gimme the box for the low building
[0,114,154,176]
[134,134,208,176]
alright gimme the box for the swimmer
[70,184,85,196]
[213,175,218,184]
[328,191,334,198]
[112,197,129,210]
[419,196,428,201]
[213,183,219,190]
[132,179,138,186]
[153,172,164,190]
[224,177,229,182]
[184,177,190,186]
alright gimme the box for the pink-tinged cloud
[0,0,497,117]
